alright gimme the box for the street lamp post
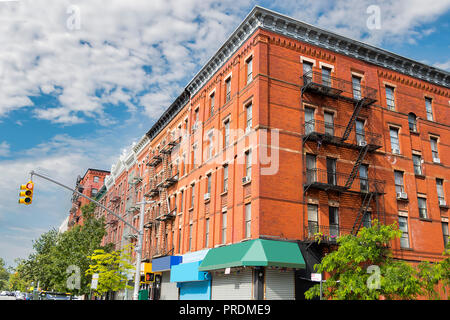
[132,199,154,301]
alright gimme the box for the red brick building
[95,6,449,300]
[68,168,110,228]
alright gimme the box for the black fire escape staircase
[341,98,365,142]
[351,191,374,235]
[344,144,369,189]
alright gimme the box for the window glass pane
[425,98,433,121]
[386,86,395,110]
[352,76,361,99]
[390,128,399,152]
[322,68,331,86]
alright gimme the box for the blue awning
[151,255,182,272]
[171,261,210,282]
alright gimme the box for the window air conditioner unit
[204,193,210,201]
[242,176,251,184]
[396,192,408,200]
[358,140,367,147]
[392,148,400,154]
[433,157,441,164]
[439,199,447,206]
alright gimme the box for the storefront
[170,249,211,300]
[199,239,305,300]
[151,255,182,300]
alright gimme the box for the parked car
[39,291,72,300]
[15,292,26,300]
[0,291,8,296]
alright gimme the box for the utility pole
[29,170,154,300]
[132,199,153,301]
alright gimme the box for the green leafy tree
[8,259,31,292]
[85,244,135,297]
[418,242,450,299]
[305,220,425,300]
[48,203,112,295]
[0,258,10,291]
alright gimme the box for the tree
[305,220,424,300]
[85,244,135,297]
[8,259,31,292]
[47,203,112,295]
[0,258,10,291]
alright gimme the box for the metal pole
[132,200,146,300]
[29,170,139,233]
[320,273,323,300]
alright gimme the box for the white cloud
[0,0,252,125]
[434,60,450,71]
[0,141,10,157]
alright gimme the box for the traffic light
[19,181,34,205]
[145,272,154,282]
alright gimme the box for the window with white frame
[412,154,422,175]
[225,77,231,102]
[385,86,395,111]
[246,56,253,84]
[430,137,439,162]
[224,119,230,148]
[436,179,445,206]
[394,171,405,194]
[245,202,251,238]
[205,218,210,248]
[245,149,252,179]
[223,165,228,192]
[222,210,227,244]
[246,102,252,132]
[425,97,433,121]
[390,127,400,154]
[352,76,362,100]
[418,197,428,219]
[398,216,410,248]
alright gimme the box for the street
[0,296,16,300]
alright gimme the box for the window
[210,92,215,117]
[436,179,445,206]
[223,165,228,192]
[245,102,252,132]
[322,67,331,87]
[430,137,439,162]
[182,153,186,176]
[180,190,184,212]
[225,77,231,102]
[188,224,193,251]
[192,144,197,169]
[359,164,369,192]
[206,174,212,195]
[352,76,362,100]
[245,203,251,238]
[205,218,210,248]
[326,157,337,185]
[246,56,253,84]
[307,204,318,236]
[303,61,313,84]
[390,127,400,154]
[93,176,99,183]
[394,171,405,194]
[191,184,195,209]
[385,86,395,111]
[356,119,366,145]
[304,107,315,134]
[425,97,433,121]
[178,226,182,253]
[412,155,422,175]
[245,149,252,179]
[306,154,317,184]
[418,197,428,219]
[408,113,417,132]
[324,111,334,136]
[207,131,214,159]
[193,108,199,131]
[442,222,449,247]
[222,210,227,244]
[398,216,410,248]
[329,207,339,238]
[224,120,230,148]
[362,212,371,229]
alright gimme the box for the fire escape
[144,136,180,258]
[301,70,385,242]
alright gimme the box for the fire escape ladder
[344,144,369,189]
[341,99,364,142]
[352,191,374,235]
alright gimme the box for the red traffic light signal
[19,181,34,205]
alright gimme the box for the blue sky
[0,0,449,268]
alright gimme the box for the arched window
[408,113,417,132]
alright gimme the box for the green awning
[198,239,305,271]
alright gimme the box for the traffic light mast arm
[30,170,139,233]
